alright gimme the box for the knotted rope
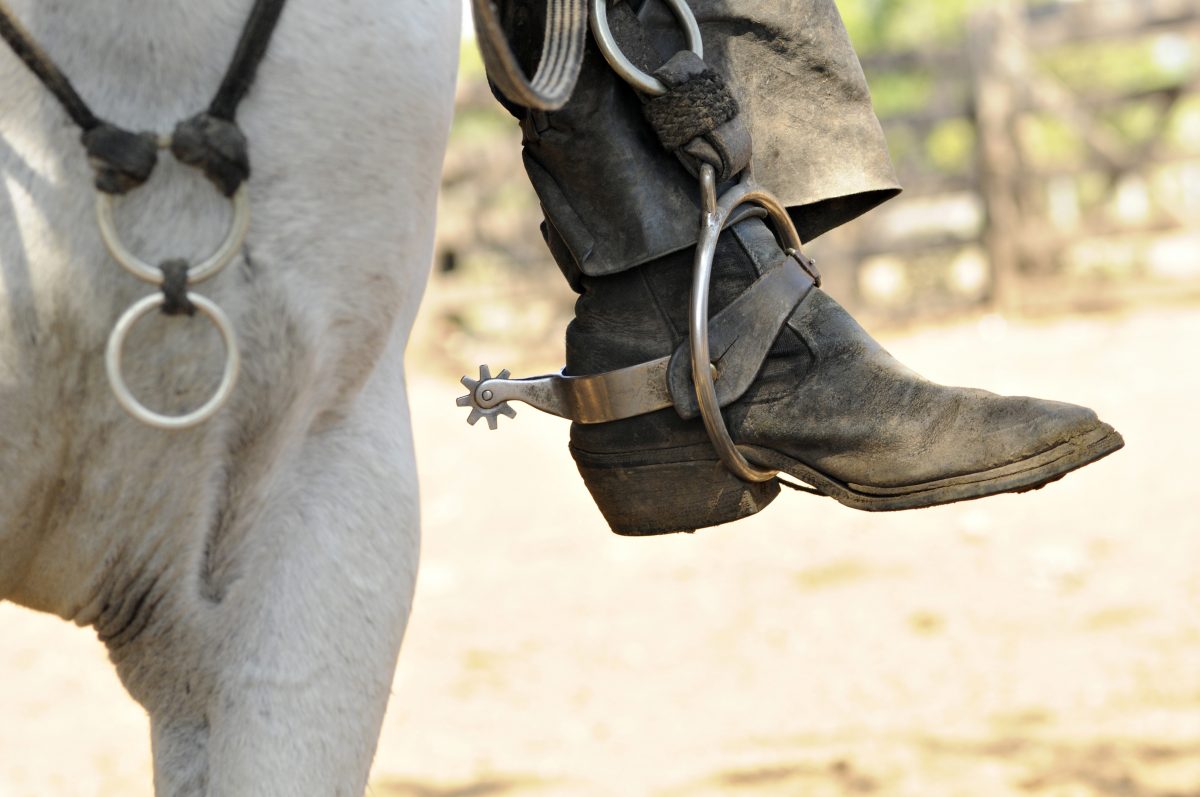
[0,0,286,196]
[0,0,287,328]
[605,0,751,182]
[642,57,739,150]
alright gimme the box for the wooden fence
[433,0,1200,346]
[811,0,1200,321]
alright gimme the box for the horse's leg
[112,343,421,796]
[206,382,420,796]
[150,715,210,796]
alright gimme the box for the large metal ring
[589,0,703,97]
[691,165,802,483]
[96,186,251,286]
[105,292,241,430]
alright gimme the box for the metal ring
[589,0,703,97]
[691,165,803,483]
[105,292,241,430]
[96,186,251,286]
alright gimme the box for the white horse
[0,0,459,793]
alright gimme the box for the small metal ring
[590,0,703,97]
[106,293,241,430]
[691,165,803,483]
[96,186,251,286]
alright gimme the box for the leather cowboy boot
[560,217,1122,534]
[467,0,1124,535]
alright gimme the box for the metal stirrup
[690,165,794,483]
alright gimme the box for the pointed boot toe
[732,291,1125,511]
[743,393,1124,512]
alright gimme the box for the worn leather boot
[562,218,1123,534]
[497,0,1123,535]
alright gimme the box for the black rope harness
[0,0,286,197]
[0,0,287,315]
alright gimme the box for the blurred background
[422,0,1200,374]
[2,0,1198,795]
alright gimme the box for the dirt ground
[2,303,1198,797]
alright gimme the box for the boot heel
[571,450,781,536]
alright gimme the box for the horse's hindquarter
[0,0,456,686]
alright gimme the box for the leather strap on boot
[457,241,817,427]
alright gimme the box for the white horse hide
[0,0,459,794]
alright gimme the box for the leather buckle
[786,248,821,288]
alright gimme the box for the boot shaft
[507,0,900,282]
[565,217,805,375]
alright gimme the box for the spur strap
[458,252,817,426]
[668,248,818,420]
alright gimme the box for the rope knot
[644,53,739,151]
[642,51,752,182]
[81,124,159,195]
[159,259,196,317]
[171,113,250,197]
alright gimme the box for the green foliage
[450,107,512,144]
[1108,101,1168,149]
[1038,36,1198,95]
[837,0,1199,175]
[1167,95,1200,151]
[927,118,976,174]
[459,42,487,79]
[868,70,934,117]
[837,0,991,54]
[1020,114,1085,170]
[883,125,923,173]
